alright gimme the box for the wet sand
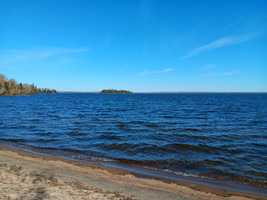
[0,146,266,200]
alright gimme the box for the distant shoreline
[58,91,267,94]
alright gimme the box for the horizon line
[58,91,267,94]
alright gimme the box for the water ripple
[0,93,266,186]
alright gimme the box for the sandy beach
[0,146,266,200]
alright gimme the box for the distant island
[0,74,57,95]
[100,89,133,94]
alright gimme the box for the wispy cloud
[3,48,88,58]
[180,33,259,60]
[138,68,174,76]
[200,64,217,71]
[204,70,241,77]
[221,70,242,76]
[221,16,246,31]
[0,48,89,68]
[204,72,218,77]
[70,48,88,53]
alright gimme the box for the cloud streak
[180,33,259,60]
[3,48,88,59]
[220,16,246,32]
[204,70,241,77]
[138,68,174,76]
[221,70,241,76]
[0,48,89,68]
[199,64,217,71]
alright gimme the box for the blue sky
[0,0,266,92]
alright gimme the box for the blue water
[0,93,267,186]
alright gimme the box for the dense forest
[0,74,57,95]
[100,89,133,94]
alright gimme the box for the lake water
[1,93,267,188]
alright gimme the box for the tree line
[0,74,57,95]
[100,89,133,94]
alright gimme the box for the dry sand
[0,146,266,200]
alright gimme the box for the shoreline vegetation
[0,74,57,95]
[100,89,133,94]
[1,146,266,200]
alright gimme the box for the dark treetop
[100,89,133,94]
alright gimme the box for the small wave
[42,131,54,136]
[100,143,140,151]
[167,143,220,153]
[252,143,267,147]
[0,138,29,143]
[249,134,267,139]
[219,146,242,154]
[165,122,180,125]
[29,146,83,153]
[203,159,225,166]
[29,119,41,122]
[208,168,236,178]
[244,170,267,179]
[159,128,178,132]
[145,124,161,128]
[128,120,145,124]
[162,115,174,119]
[91,117,100,121]
[116,124,128,128]
[130,145,178,155]
[74,121,83,124]
[197,124,209,127]
[35,139,57,143]
[190,135,208,139]
[78,114,86,118]
[115,158,170,166]
[67,131,87,136]
[183,128,202,132]
[97,134,121,140]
